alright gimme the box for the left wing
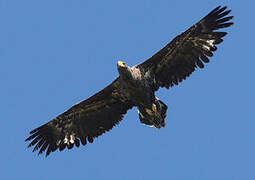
[138,6,233,89]
[26,78,134,156]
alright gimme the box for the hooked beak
[117,61,127,68]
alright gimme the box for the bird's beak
[118,61,126,68]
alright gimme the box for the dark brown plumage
[26,78,134,156]
[138,6,233,89]
[26,6,233,156]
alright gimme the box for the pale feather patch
[137,109,144,118]
[143,123,156,128]
[202,39,216,51]
[202,44,211,51]
[207,39,215,47]
[64,137,68,144]
[63,134,76,145]
[70,134,75,144]
[56,140,61,146]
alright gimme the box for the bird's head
[117,61,132,79]
[117,61,128,69]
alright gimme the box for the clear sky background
[0,0,254,179]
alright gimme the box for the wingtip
[25,135,33,142]
[214,6,231,16]
[220,6,228,11]
[213,5,222,12]
[29,128,38,134]
[46,151,50,157]
[203,5,230,21]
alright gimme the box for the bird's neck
[118,67,132,81]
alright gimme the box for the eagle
[26,6,233,156]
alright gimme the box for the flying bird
[26,6,233,156]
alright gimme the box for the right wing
[26,78,134,156]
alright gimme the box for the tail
[138,98,168,129]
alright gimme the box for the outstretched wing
[26,78,134,156]
[138,6,233,89]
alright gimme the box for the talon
[145,108,153,115]
[152,103,157,112]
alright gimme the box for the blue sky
[1,0,254,179]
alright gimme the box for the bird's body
[26,6,233,156]
[117,61,166,128]
[118,62,152,107]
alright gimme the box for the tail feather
[138,98,168,128]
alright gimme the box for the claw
[152,103,157,112]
